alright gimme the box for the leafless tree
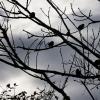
[0,0,100,100]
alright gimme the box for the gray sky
[0,0,100,100]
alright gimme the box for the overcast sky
[0,0,100,100]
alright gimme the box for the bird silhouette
[77,24,84,31]
[30,12,35,18]
[94,59,100,66]
[48,41,54,47]
[76,69,82,76]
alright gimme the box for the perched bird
[94,59,100,66]
[48,41,54,48]
[30,12,35,18]
[76,69,82,76]
[77,24,84,31]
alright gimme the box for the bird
[77,24,84,31]
[30,12,35,18]
[76,69,82,76]
[48,41,54,48]
[94,59,100,66]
